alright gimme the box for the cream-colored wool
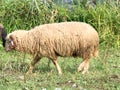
[5,22,99,74]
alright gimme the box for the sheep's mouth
[5,48,10,52]
[5,47,13,52]
[5,48,16,53]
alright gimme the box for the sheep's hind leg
[82,58,90,74]
[77,58,90,74]
[27,56,41,74]
[51,59,62,75]
[77,60,85,72]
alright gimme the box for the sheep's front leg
[51,59,62,75]
[27,56,41,74]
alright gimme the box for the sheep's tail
[93,50,99,57]
[93,41,99,58]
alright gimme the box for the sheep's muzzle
[5,38,15,52]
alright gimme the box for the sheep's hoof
[58,72,62,75]
[81,70,89,74]
[26,72,36,77]
[77,68,82,72]
[77,67,83,72]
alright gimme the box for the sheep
[0,24,7,47]
[5,22,99,74]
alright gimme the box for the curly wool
[8,22,99,59]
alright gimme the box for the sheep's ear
[9,35,17,47]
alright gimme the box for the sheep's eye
[7,40,12,44]
[7,39,14,46]
[8,40,10,43]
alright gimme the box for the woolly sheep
[0,24,7,47]
[5,22,99,74]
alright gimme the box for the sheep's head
[5,34,17,51]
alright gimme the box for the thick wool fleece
[7,22,99,60]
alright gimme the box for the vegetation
[0,0,120,89]
[0,0,120,48]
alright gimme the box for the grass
[0,44,120,90]
[0,0,120,89]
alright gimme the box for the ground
[0,46,120,90]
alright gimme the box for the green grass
[0,45,120,90]
[0,0,120,89]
